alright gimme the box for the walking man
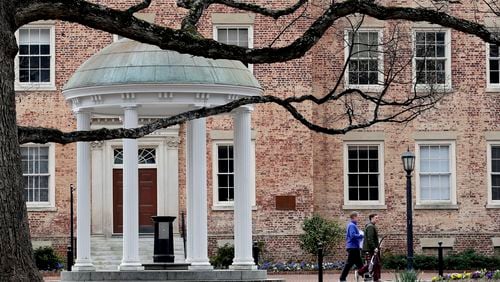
[339,211,364,282]
[358,214,381,281]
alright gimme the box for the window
[488,144,500,204]
[212,141,256,208]
[416,142,456,205]
[21,144,55,208]
[413,30,451,89]
[343,142,384,205]
[487,37,500,88]
[16,25,55,90]
[113,148,157,165]
[214,26,253,70]
[345,30,383,86]
[216,144,234,202]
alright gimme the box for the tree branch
[15,0,500,65]
[126,0,152,15]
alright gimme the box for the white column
[231,106,257,270]
[73,110,96,271]
[91,141,104,235]
[187,118,213,270]
[119,106,143,271]
[185,124,194,263]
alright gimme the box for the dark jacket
[362,222,379,252]
[345,220,364,249]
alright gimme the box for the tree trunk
[0,2,43,281]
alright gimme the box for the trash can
[151,216,176,263]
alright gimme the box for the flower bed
[258,261,345,272]
[432,270,500,281]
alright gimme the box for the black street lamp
[402,149,415,271]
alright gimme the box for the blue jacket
[345,220,364,249]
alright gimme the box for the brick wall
[18,0,500,262]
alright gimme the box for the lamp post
[401,149,415,271]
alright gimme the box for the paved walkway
[268,271,438,281]
[44,271,440,281]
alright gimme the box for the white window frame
[343,141,385,207]
[213,24,254,73]
[344,28,384,92]
[21,143,56,209]
[14,23,56,91]
[412,28,452,92]
[415,140,457,206]
[212,140,256,209]
[112,34,127,42]
[487,142,500,206]
[486,40,500,91]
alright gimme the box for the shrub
[299,214,343,256]
[33,246,63,271]
[383,250,500,271]
[209,244,234,269]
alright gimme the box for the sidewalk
[268,271,438,281]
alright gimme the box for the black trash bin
[151,216,176,263]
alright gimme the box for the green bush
[33,246,63,271]
[383,250,500,270]
[444,249,500,270]
[299,214,343,256]
[209,244,234,269]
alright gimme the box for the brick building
[16,0,500,268]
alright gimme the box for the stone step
[90,236,185,270]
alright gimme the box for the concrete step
[90,236,185,270]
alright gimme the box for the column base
[119,262,144,271]
[230,261,258,270]
[188,262,213,271]
[72,261,96,272]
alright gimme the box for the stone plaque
[159,222,170,240]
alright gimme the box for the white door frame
[91,129,180,237]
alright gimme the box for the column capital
[90,141,104,150]
[121,104,139,110]
[165,136,180,149]
[232,105,254,115]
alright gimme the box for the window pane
[218,174,228,188]
[492,146,500,159]
[218,188,229,202]
[369,174,378,186]
[39,29,50,44]
[19,29,29,44]
[369,188,379,201]
[217,29,227,43]
[349,188,358,201]
[492,187,500,201]
[359,160,368,172]
[491,71,500,84]
[348,174,358,187]
[348,160,358,173]
[218,146,228,159]
[490,44,499,57]
[359,188,369,200]
[359,174,368,186]
[40,45,50,55]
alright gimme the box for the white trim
[213,24,254,73]
[14,24,56,91]
[63,83,262,99]
[343,28,384,92]
[22,143,56,209]
[415,140,457,207]
[211,140,256,209]
[486,41,500,91]
[343,141,385,207]
[487,142,500,206]
[411,28,452,92]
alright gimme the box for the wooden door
[113,168,157,234]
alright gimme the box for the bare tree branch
[14,0,500,65]
[126,0,152,15]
